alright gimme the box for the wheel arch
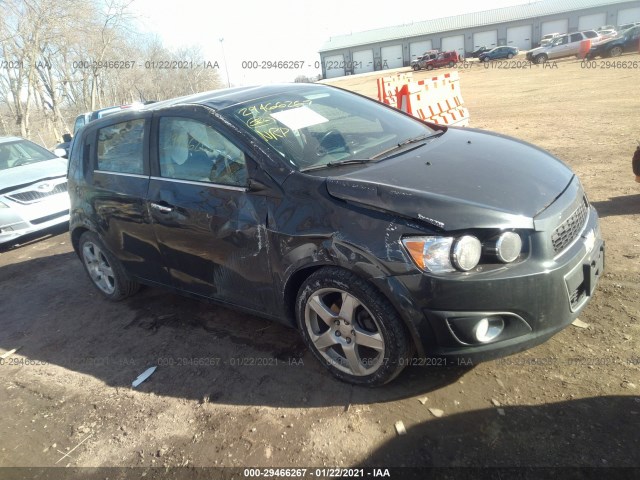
[282,260,425,357]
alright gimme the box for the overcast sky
[131,0,532,85]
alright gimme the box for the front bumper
[388,206,604,362]
[0,180,70,244]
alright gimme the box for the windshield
[222,86,434,171]
[0,140,55,171]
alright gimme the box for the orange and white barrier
[376,71,469,127]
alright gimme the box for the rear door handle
[150,202,174,213]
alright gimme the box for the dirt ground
[1,54,639,477]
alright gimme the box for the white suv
[527,30,601,63]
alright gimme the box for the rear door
[567,33,585,55]
[147,105,273,311]
[89,113,170,284]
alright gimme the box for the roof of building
[319,0,633,52]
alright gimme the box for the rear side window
[583,31,598,39]
[96,119,145,174]
[570,33,583,42]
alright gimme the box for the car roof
[139,83,324,113]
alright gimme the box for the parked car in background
[587,25,640,58]
[417,50,461,70]
[540,33,561,46]
[72,103,145,135]
[68,83,604,386]
[527,30,600,63]
[0,136,69,245]
[478,46,519,61]
[617,21,640,31]
[469,46,491,58]
[411,50,439,70]
[597,29,618,41]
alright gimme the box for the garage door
[352,49,374,74]
[323,54,344,79]
[409,40,432,62]
[442,34,465,55]
[541,19,568,36]
[618,7,640,25]
[507,25,532,50]
[472,30,497,50]
[578,13,606,31]
[380,45,404,69]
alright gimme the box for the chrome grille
[7,182,68,204]
[551,196,589,254]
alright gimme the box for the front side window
[552,36,568,46]
[222,86,434,171]
[97,119,145,174]
[570,33,583,42]
[158,117,247,186]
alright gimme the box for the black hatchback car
[68,84,604,386]
[587,25,640,58]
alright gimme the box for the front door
[147,107,273,311]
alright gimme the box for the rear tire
[296,268,413,386]
[79,231,139,301]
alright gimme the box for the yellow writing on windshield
[256,127,290,142]
[238,99,312,118]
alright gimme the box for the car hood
[528,46,547,55]
[0,157,67,194]
[325,128,574,231]
[591,36,622,48]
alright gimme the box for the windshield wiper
[300,159,372,172]
[369,131,443,160]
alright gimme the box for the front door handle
[150,202,174,213]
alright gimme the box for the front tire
[535,54,548,64]
[296,268,413,386]
[79,231,139,301]
[609,46,623,57]
[507,53,514,59]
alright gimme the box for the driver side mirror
[62,133,72,143]
[53,148,67,158]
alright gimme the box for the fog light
[473,316,504,343]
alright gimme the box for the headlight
[495,232,522,263]
[403,235,481,273]
[451,235,482,271]
[484,231,523,263]
[402,236,455,273]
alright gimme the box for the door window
[96,119,145,174]
[158,117,247,186]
